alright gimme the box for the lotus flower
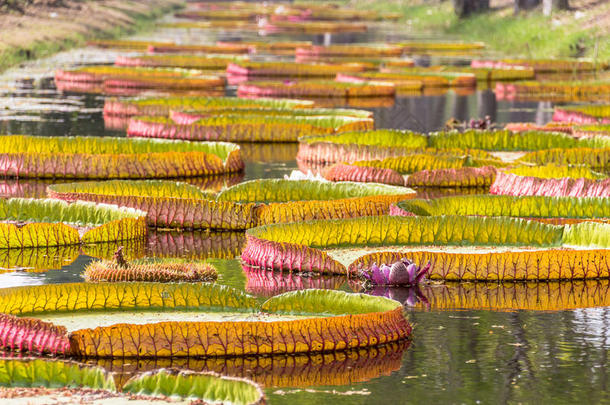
[360,259,431,287]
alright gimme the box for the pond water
[0,17,607,405]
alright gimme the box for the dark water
[0,20,607,405]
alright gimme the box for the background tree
[543,0,569,15]
[453,0,490,17]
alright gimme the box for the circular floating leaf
[0,198,146,249]
[49,179,415,229]
[0,284,410,358]
[394,195,610,222]
[0,135,243,179]
[242,215,609,279]
[127,114,374,142]
[104,96,314,117]
[491,171,610,197]
[237,80,396,98]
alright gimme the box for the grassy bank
[0,0,184,72]
[349,0,609,59]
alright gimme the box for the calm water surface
[0,20,607,405]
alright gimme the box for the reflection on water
[244,265,348,297]
[267,309,610,404]
[358,281,610,312]
[88,340,409,390]
[0,21,608,405]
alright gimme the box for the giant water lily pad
[495,81,610,103]
[48,179,415,229]
[237,80,396,98]
[296,44,404,57]
[393,195,610,224]
[553,105,610,124]
[55,66,226,95]
[126,114,374,142]
[103,96,314,117]
[0,283,410,358]
[116,54,249,70]
[0,135,243,179]
[241,215,610,279]
[428,129,610,151]
[226,60,367,77]
[338,70,476,89]
[0,198,146,249]
[298,129,609,165]
[517,148,610,169]
[169,107,373,125]
[490,171,610,197]
[471,59,600,73]
[55,66,200,83]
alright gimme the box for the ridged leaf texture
[505,164,607,180]
[117,54,247,69]
[228,60,366,76]
[300,129,427,148]
[0,198,146,248]
[406,166,497,187]
[238,80,395,97]
[0,135,243,178]
[174,107,373,119]
[428,129,610,151]
[0,198,142,227]
[135,114,373,129]
[49,180,212,200]
[490,172,610,198]
[217,179,410,203]
[0,135,237,160]
[351,154,467,174]
[395,195,610,219]
[239,216,610,274]
[247,216,564,248]
[1,286,410,358]
[261,289,400,315]
[127,114,373,142]
[69,300,410,357]
[563,222,610,248]
[0,314,70,354]
[49,179,413,229]
[56,66,198,82]
[323,163,405,186]
[519,148,610,169]
[557,105,610,118]
[0,282,257,316]
[104,96,314,117]
[349,249,610,281]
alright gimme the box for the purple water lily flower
[360,258,431,287]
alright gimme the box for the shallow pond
[0,17,607,405]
